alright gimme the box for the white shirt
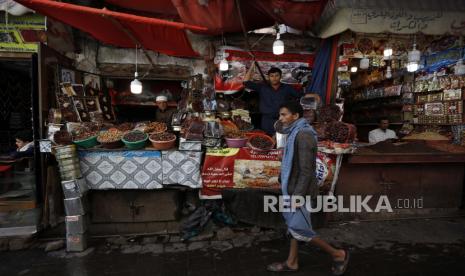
[368,128,397,144]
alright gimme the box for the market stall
[333,32,465,218]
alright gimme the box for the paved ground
[1,217,465,276]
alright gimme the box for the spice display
[361,141,443,154]
[144,122,167,133]
[149,132,176,141]
[74,131,98,141]
[98,129,123,143]
[123,131,147,142]
[318,105,342,123]
[116,122,134,132]
[403,131,449,141]
[226,130,245,139]
[249,136,273,150]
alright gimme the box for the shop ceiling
[11,0,465,57]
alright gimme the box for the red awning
[104,0,327,35]
[15,0,207,57]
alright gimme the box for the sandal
[331,250,350,275]
[267,261,299,272]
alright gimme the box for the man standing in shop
[243,63,300,135]
[368,117,398,144]
[154,95,175,127]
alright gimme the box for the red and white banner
[200,147,337,199]
[215,47,315,94]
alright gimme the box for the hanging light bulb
[383,45,393,58]
[219,54,228,71]
[273,33,284,55]
[406,37,421,73]
[350,66,358,73]
[130,46,142,94]
[130,72,142,94]
[406,62,419,72]
[360,57,369,69]
[385,66,392,79]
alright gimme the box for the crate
[424,103,444,116]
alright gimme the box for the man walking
[267,101,349,275]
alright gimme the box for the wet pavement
[1,217,465,276]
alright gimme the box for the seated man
[154,95,175,127]
[368,118,398,144]
[0,130,34,160]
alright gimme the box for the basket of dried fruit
[247,133,275,151]
[225,130,248,148]
[149,132,176,150]
[144,121,167,134]
[97,128,124,149]
[122,130,148,150]
[73,132,98,148]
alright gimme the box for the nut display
[123,131,147,142]
[149,132,176,141]
[226,130,245,139]
[116,122,134,132]
[98,129,123,143]
[249,136,273,150]
[144,122,167,133]
[74,131,98,141]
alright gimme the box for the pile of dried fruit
[116,122,134,132]
[226,130,246,139]
[54,131,73,145]
[324,122,356,143]
[74,131,98,141]
[144,122,167,133]
[318,105,342,123]
[232,116,253,131]
[123,131,147,142]
[150,132,176,141]
[98,129,123,143]
[249,136,273,150]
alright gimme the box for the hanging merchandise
[360,57,369,69]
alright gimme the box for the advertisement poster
[201,148,281,198]
[201,148,337,199]
[215,47,314,94]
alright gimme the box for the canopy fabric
[105,0,327,35]
[15,0,207,57]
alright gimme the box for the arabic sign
[0,13,46,52]
[318,8,465,38]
